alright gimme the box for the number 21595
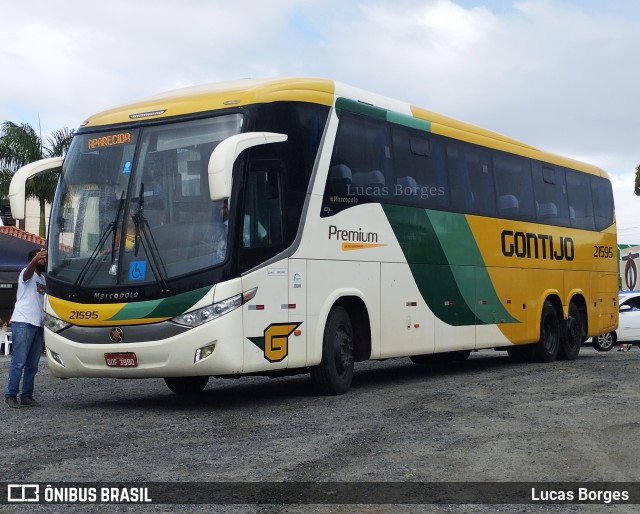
[593,245,613,258]
[69,310,99,320]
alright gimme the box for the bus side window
[447,142,495,215]
[325,112,390,206]
[391,126,447,208]
[532,163,570,226]
[493,152,535,220]
[591,175,614,230]
[566,169,595,230]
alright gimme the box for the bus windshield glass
[48,114,244,288]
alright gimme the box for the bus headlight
[172,288,257,328]
[44,312,71,333]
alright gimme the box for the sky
[1,0,639,242]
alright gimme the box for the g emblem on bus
[109,327,124,343]
[248,322,301,363]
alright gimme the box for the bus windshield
[48,114,244,288]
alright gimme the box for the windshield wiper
[109,191,125,276]
[131,183,170,293]
[69,191,125,298]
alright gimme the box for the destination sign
[87,132,132,149]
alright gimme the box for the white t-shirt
[10,269,46,327]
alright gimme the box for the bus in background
[9,77,617,395]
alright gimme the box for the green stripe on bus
[107,286,212,321]
[336,97,431,132]
[426,210,518,324]
[382,204,517,326]
[386,111,430,132]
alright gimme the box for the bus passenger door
[239,160,295,373]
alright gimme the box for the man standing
[4,248,47,408]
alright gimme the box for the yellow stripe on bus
[47,296,148,326]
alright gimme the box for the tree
[0,121,74,236]
[635,164,640,196]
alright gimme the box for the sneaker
[20,397,40,407]
[5,397,20,408]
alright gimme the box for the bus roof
[80,77,336,128]
[80,76,607,179]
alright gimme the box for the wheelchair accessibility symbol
[129,261,146,281]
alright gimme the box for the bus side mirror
[9,157,64,220]
[208,132,287,201]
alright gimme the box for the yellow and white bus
[10,77,618,395]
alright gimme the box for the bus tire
[310,306,354,395]
[532,301,560,363]
[164,376,209,395]
[559,303,581,360]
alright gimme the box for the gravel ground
[2,345,640,513]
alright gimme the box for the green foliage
[635,164,640,196]
[0,169,10,198]
[0,121,74,236]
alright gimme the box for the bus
[9,77,618,395]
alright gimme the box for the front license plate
[104,352,138,367]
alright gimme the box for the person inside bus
[213,200,229,262]
[212,199,268,260]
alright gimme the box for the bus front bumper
[44,310,244,379]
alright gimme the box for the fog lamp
[50,350,65,367]
[194,343,216,363]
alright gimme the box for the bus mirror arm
[9,156,64,219]
[208,132,287,201]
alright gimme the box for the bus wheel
[310,306,354,395]
[559,304,581,360]
[164,376,209,395]
[592,332,616,352]
[532,301,560,363]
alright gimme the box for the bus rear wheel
[532,301,560,363]
[310,306,354,395]
[164,376,209,395]
[559,303,581,360]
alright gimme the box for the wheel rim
[598,333,614,350]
